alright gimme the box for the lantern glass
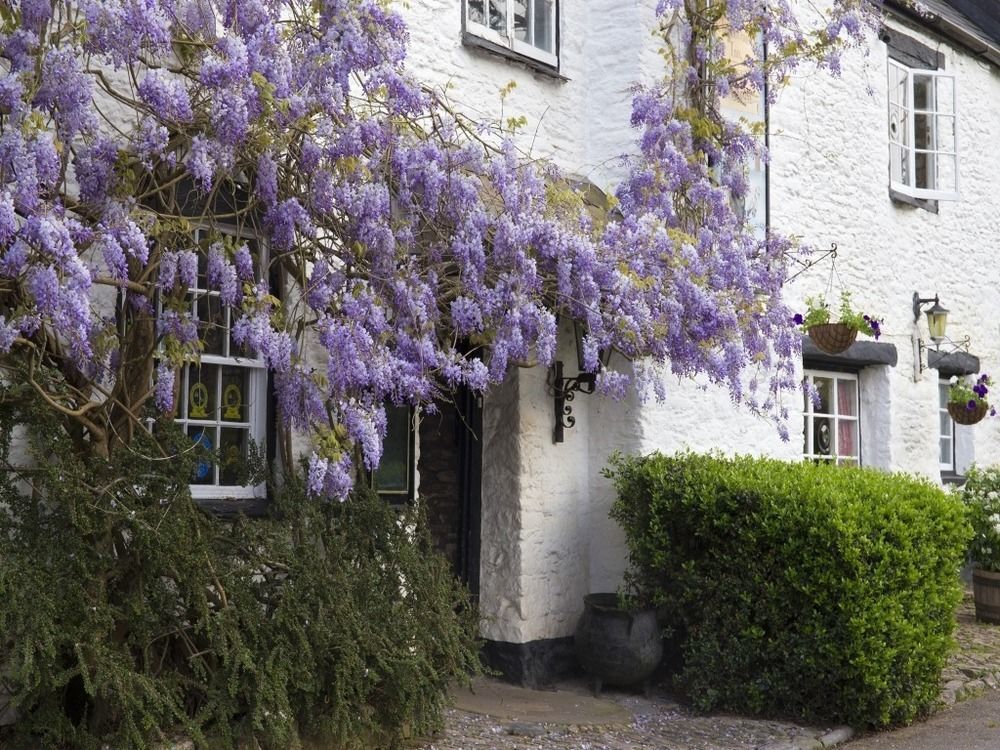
[573,320,587,372]
[926,303,949,342]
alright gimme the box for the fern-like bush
[0,397,479,749]
[606,451,969,728]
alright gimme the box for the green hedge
[606,452,970,728]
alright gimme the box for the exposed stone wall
[417,405,462,571]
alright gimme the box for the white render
[399,3,1000,648]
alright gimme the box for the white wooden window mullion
[906,89,916,196]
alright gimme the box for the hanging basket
[807,323,858,355]
[948,400,989,426]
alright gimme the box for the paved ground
[417,592,1000,750]
[847,690,1000,749]
[423,678,841,749]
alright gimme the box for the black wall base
[480,637,578,688]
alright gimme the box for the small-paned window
[939,379,955,473]
[465,0,557,67]
[887,58,958,201]
[803,370,860,466]
[162,229,268,500]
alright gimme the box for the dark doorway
[417,387,483,596]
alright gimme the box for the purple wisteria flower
[155,362,176,412]
[0,0,879,500]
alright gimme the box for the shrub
[0,399,479,750]
[606,451,970,728]
[961,465,1000,572]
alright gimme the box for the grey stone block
[820,726,855,746]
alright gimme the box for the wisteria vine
[0,0,880,498]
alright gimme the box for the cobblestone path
[419,592,1000,750]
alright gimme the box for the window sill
[461,32,568,81]
[940,471,966,486]
[889,188,939,214]
[194,495,270,518]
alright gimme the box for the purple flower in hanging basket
[968,399,978,411]
[792,313,804,325]
[862,314,882,340]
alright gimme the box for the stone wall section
[417,404,463,571]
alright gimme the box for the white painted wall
[403,4,1000,647]
[770,12,1000,480]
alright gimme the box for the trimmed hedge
[606,452,970,728]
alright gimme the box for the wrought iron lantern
[550,321,612,443]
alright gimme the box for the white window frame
[802,369,861,466]
[887,58,959,201]
[159,227,269,501]
[464,0,558,68]
[939,379,955,473]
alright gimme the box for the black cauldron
[574,593,663,696]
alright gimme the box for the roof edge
[885,0,1000,68]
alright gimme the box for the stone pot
[574,593,663,697]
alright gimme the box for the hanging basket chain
[784,242,838,285]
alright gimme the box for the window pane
[934,115,956,153]
[243,239,262,282]
[915,150,934,189]
[196,293,226,356]
[913,74,934,110]
[837,419,858,460]
[914,112,933,150]
[890,144,907,184]
[836,378,857,417]
[940,438,952,466]
[195,243,209,289]
[940,411,952,436]
[939,382,950,406]
[186,363,219,420]
[513,0,528,42]
[188,426,216,485]
[375,406,410,493]
[888,104,907,145]
[488,0,506,33]
[935,76,955,114]
[888,63,908,109]
[812,417,833,457]
[220,367,248,422]
[533,0,554,52]
[219,427,248,485]
[813,377,833,414]
[468,0,486,24]
[935,152,958,194]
